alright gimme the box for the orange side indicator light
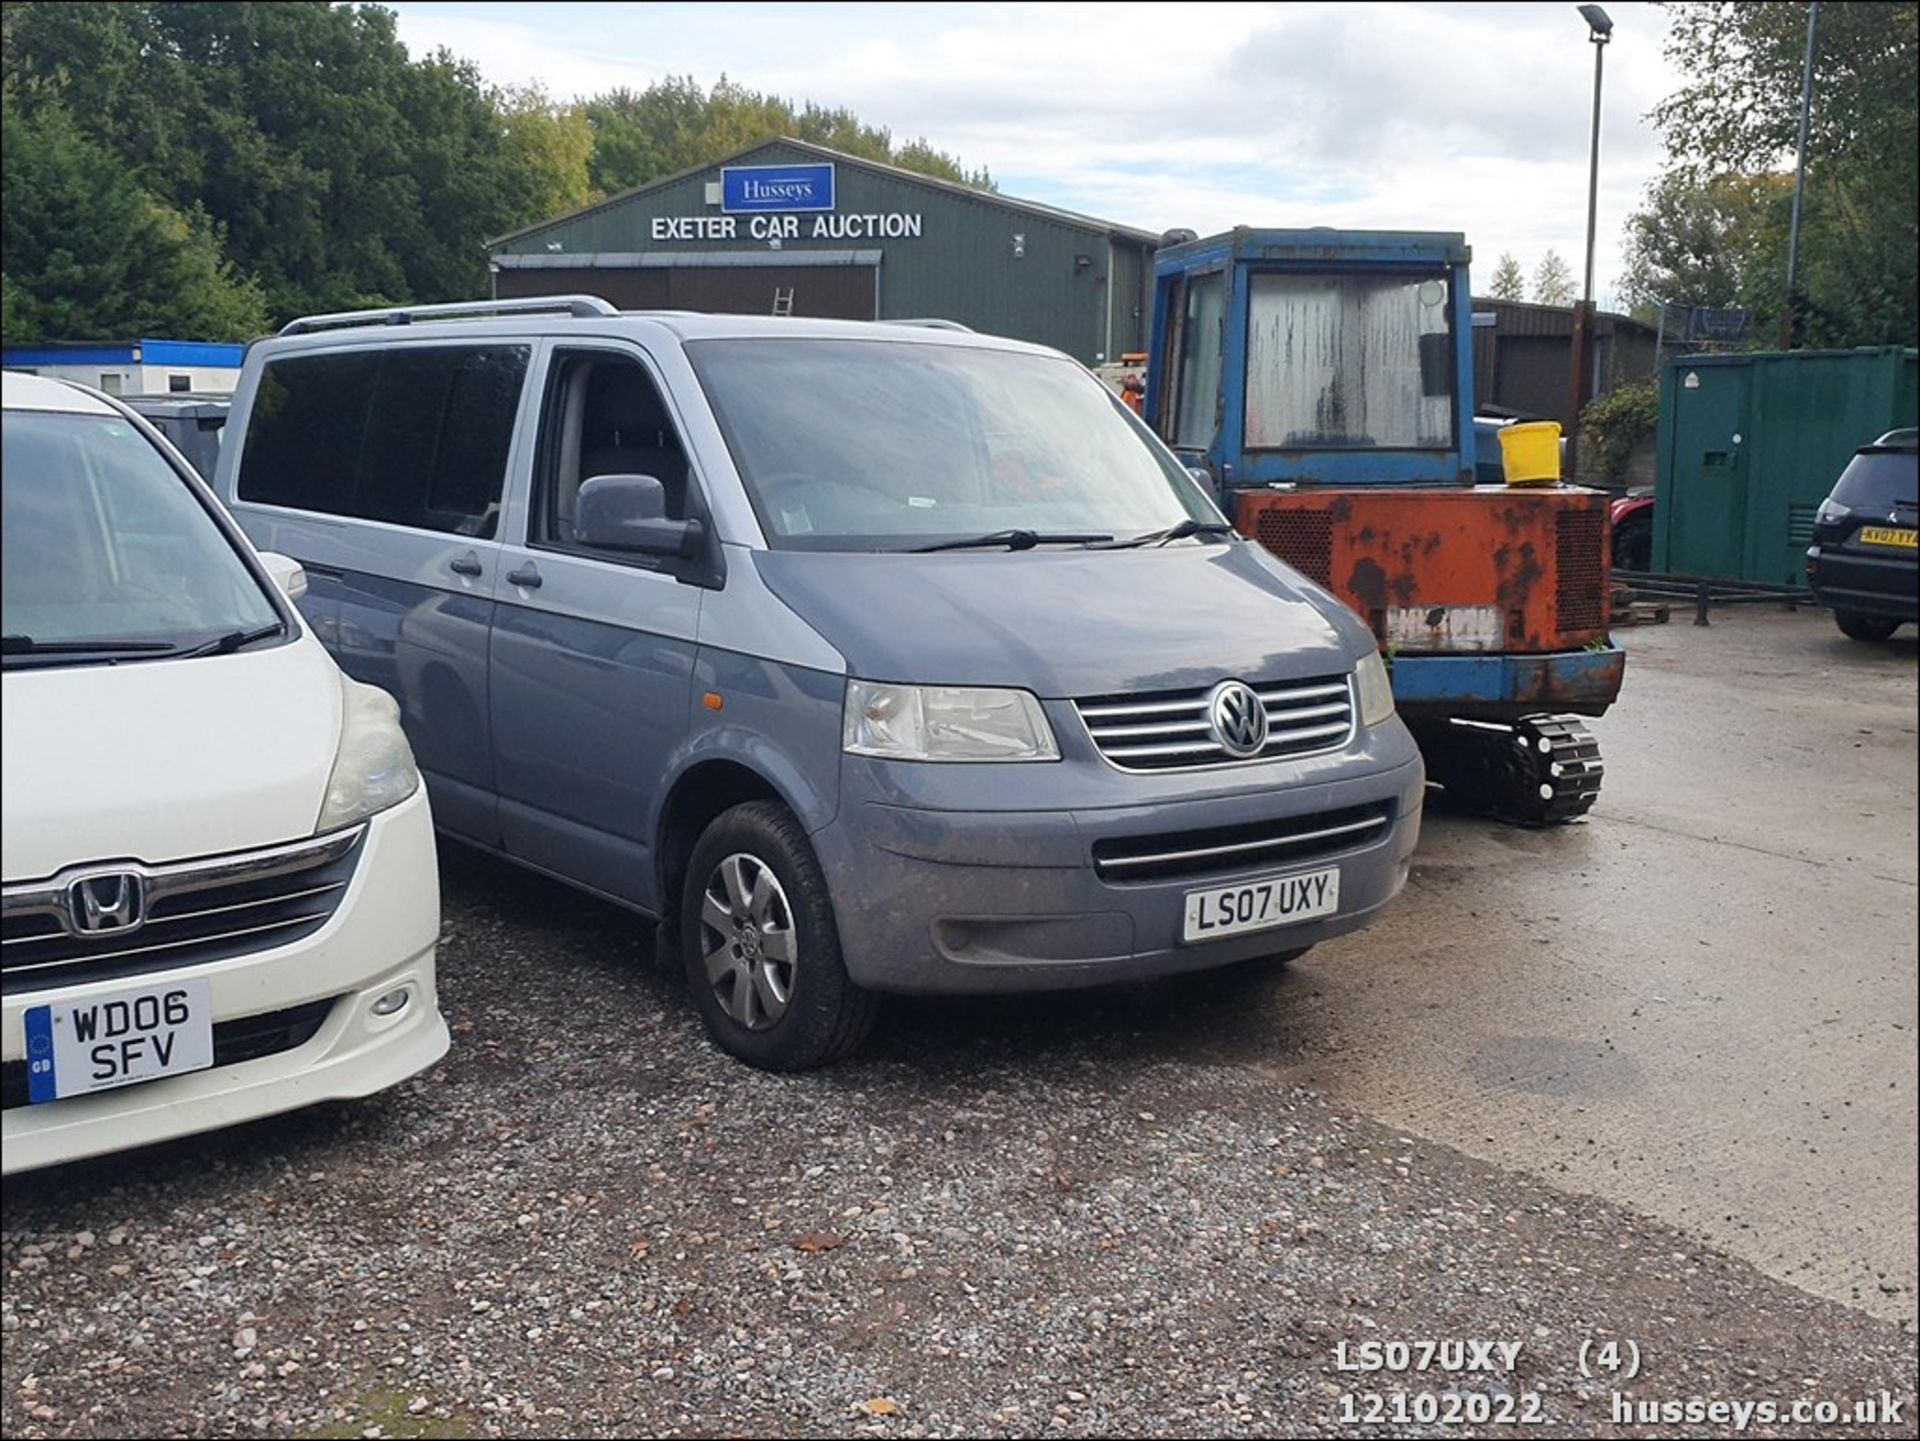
[702,692,725,711]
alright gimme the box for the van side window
[533,352,692,554]
[239,346,528,538]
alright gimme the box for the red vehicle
[1610,491,1654,572]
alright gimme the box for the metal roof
[1470,297,1655,339]
[485,137,1161,251]
[0,339,246,367]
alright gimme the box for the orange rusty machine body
[1142,228,1624,823]
[1238,486,1612,662]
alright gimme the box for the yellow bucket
[1497,420,1562,486]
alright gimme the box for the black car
[1806,429,1918,641]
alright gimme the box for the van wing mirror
[574,473,704,558]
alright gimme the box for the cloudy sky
[388,1,1685,309]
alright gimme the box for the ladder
[771,287,795,317]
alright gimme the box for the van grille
[1093,802,1394,884]
[1,828,364,997]
[0,997,338,1110]
[1076,675,1355,771]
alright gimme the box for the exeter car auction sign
[647,161,926,244]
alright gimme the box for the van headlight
[1354,651,1396,728]
[843,681,1059,762]
[317,677,421,831]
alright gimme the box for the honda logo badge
[1208,680,1269,759]
[64,872,147,936]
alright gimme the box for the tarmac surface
[1245,604,1919,1325]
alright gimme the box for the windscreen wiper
[173,622,287,659]
[909,529,1114,553]
[1,635,177,657]
[1095,518,1240,548]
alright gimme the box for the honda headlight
[843,681,1059,762]
[1354,651,1396,728]
[317,676,421,831]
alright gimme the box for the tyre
[1834,610,1901,642]
[679,800,877,1071]
[1613,510,1652,572]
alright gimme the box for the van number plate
[23,978,214,1103]
[1183,867,1340,943]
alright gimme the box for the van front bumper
[2,789,448,1175]
[812,749,1424,995]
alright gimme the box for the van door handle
[449,551,483,577]
[506,563,543,589]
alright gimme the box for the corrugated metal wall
[1470,298,1659,426]
[491,141,1156,364]
[1654,346,1919,586]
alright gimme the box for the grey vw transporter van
[216,297,1423,1070]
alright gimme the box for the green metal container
[1652,346,1919,586]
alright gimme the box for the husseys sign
[722,163,834,213]
[647,162,925,244]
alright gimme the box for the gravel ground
[4,844,1915,1439]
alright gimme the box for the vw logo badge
[64,872,147,936]
[1208,680,1269,759]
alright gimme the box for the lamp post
[1564,3,1612,481]
[1781,0,1821,349]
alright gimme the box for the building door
[496,267,669,309]
[1660,365,1750,580]
[665,265,877,319]
[497,262,878,320]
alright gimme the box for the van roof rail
[880,318,974,332]
[279,295,618,336]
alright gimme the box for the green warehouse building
[485,138,1161,365]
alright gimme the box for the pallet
[1612,598,1671,626]
[1610,583,1670,627]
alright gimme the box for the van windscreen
[687,339,1214,552]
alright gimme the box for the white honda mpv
[1,372,448,1173]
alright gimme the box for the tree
[1646,1,1917,346]
[581,75,992,199]
[3,1,550,320]
[1532,250,1575,306]
[1617,169,1788,318]
[0,99,267,342]
[1487,252,1526,301]
[1,4,998,326]
[497,85,595,221]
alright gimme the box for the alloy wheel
[697,852,797,1031]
